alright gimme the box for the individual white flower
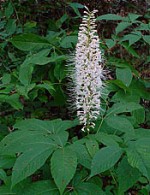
[68,7,103,132]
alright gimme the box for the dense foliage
[0,1,150,194]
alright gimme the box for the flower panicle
[68,7,104,132]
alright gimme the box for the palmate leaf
[51,147,77,195]
[12,144,55,187]
[91,146,123,177]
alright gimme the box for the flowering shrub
[0,2,149,195]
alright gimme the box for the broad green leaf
[60,36,78,48]
[143,35,150,45]
[5,94,23,110]
[16,84,36,98]
[2,73,11,84]
[97,14,124,21]
[120,33,141,46]
[70,182,106,195]
[126,138,150,180]
[107,57,139,75]
[109,79,128,91]
[120,42,139,58]
[117,157,141,193]
[5,2,13,18]
[10,33,51,51]
[116,68,133,87]
[12,144,55,187]
[111,90,140,104]
[14,118,78,134]
[0,155,16,169]
[134,128,150,139]
[19,61,34,85]
[106,102,142,116]
[0,169,7,183]
[69,3,84,17]
[6,19,16,35]
[50,131,69,147]
[70,143,91,169]
[0,130,56,155]
[36,82,54,95]
[91,146,122,177]
[133,108,145,124]
[54,63,66,82]
[115,22,132,34]
[105,116,134,135]
[136,23,150,31]
[21,180,59,195]
[51,147,77,195]
[128,13,141,22]
[95,132,122,146]
[105,39,116,49]
[86,139,99,158]
[0,185,12,194]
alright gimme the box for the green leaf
[19,62,34,86]
[5,2,13,18]
[60,36,78,48]
[12,143,55,187]
[115,22,132,34]
[14,118,78,134]
[2,73,11,84]
[0,130,57,155]
[16,84,36,98]
[0,169,7,183]
[51,147,77,195]
[126,138,150,180]
[105,39,116,49]
[143,35,150,45]
[70,143,91,169]
[96,14,124,21]
[117,157,141,193]
[116,68,133,87]
[95,132,122,146]
[69,3,84,17]
[106,102,142,116]
[128,13,141,22]
[91,146,122,177]
[0,155,16,169]
[21,180,59,195]
[36,82,55,95]
[86,139,99,158]
[72,182,106,195]
[10,33,51,51]
[109,79,128,91]
[5,94,23,110]
[120,33,141,46]
[120,42,139,58]
[133,108,145,124]
[6,19,16,35]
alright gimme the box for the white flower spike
[69,7,103,132]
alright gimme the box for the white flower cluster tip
[71,7,103,131]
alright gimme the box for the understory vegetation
[0,1,150,194]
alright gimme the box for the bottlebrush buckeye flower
[69,7,103,132]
